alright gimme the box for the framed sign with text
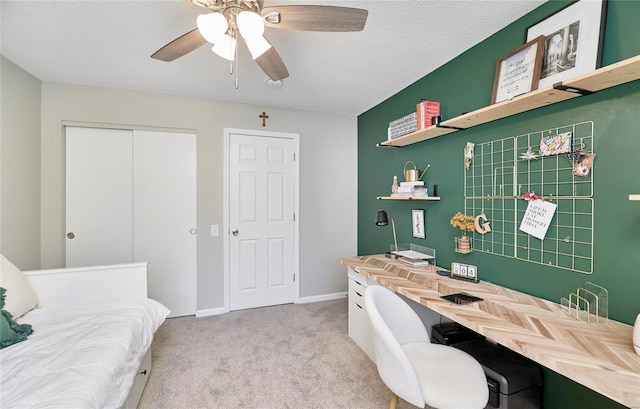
[492,36,545,104]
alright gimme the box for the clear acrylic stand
[561,282,608,324]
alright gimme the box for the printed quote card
[519,199,557,240]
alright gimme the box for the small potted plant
[450,212,475,253]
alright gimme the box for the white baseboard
[195,293,347,316]
[298,291,348,304]
[196,306,228,317]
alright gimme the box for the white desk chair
[365,285,488,409]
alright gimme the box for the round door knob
[231,229,239,236]
[190,229,197,235]
[67,232,75,239]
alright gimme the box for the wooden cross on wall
[259,111,269,127]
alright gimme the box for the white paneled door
[65,126,197,317]
[229,131,297,310]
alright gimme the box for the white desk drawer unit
[347,268,376,361]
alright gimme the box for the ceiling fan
[151,0,368,85]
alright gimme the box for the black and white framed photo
[412,209,425,239]
[526,0,607,88]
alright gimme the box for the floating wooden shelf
[377,196,441,201]
[630,194,640,201]
[378,55,640,148]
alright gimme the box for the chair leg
[389,393,398,409]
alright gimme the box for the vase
[455,235,472,254]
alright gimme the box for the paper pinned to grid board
[519,199,557,240]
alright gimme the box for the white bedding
[1,299,169,409]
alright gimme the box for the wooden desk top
[340,255,640,408]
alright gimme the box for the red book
[416,100,440,129]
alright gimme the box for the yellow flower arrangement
[450,212,475,234]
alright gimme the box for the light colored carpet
[138,298,418,409]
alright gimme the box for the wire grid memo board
[464,121,594,274]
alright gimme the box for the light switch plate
[210,224,219,236]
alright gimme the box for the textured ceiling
[0,0,546,116]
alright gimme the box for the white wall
[0,56,41,269]
[40,82,357,310]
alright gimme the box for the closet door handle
[190,229,197,235]
[67,232,75,239]
[231,229,239,236]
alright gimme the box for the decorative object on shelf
[403,161,429,182]
[388,112,417,140]
[560,282,608,323]
[473,214,492,235]
[411,186,428,197]
[450,212,475,254]
[391,175,398,194]
[572,153,596,177]
[464,142,474,170]
[393,179,426,198]
[416,99,440,130]
[540,131,572,156]
[375,210,398,252]
[450,262,479,283]
[492,36,545,104]
[526,0,608,89]
[412,209,425,239]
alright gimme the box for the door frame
[223,128,300,312]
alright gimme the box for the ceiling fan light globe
[211,35,237,61]
[197,12,228,43]
[237,11,265,38]
[244,36,272,59]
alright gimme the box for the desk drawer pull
[354,302,363,309]
[354,290,362,297]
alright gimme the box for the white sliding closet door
[133,130,197,317]
[66,127,134,267]
[65,126,197,317]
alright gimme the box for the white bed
[2,300,168,408]
[0,256,169,409]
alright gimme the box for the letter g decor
[474,214,492,235]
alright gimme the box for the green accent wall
[357,1,640,408]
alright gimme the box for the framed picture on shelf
[491,36,545,104]
[412,209,425,239]
[526,0,608,89]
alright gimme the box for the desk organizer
[391,243,436,267]
[561,282,608,323]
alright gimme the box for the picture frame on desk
[492,36,545,104]
[525,0,608,88]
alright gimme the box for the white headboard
[23,263,148,308]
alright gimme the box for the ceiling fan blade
[262,5,368,32]
[255,44,289,81]
[151,28,207,62]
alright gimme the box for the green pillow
[0,287,33,349]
